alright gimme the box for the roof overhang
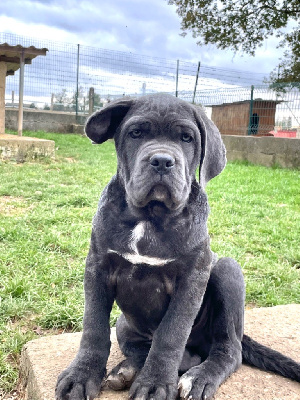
[0,43,48,75]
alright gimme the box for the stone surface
[20,305,300,400]
[5,108,87,134]
[72,124,85,134]
[221,135,300,169]
[0,133,55,162]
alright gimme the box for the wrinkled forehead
[123,95,197,127]
[120,114,199,136]
[132,95,195,117]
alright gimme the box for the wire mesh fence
[1,32,266,109]
[1,32,299,137]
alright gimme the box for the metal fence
[1,32,299,137]
[1,32,266,109]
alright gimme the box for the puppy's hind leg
[106,313,151,391]
[178,258,245,400]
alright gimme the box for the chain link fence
[1,32,299,137]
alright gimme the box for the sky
[0,0,287,78]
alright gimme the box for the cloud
[0,0,285,79]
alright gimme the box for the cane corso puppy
[56,94,300,400]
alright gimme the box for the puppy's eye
[129,129,142,139]
[181,133,193,143]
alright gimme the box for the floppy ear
[193,105,227,186]
[85,98,135,144]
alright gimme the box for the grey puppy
[56,94,300,400]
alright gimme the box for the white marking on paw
[178,375,193,399]
[117,367,126,375]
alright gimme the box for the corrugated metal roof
[0,43,48,75]
[209,99,282,107]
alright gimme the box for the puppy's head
[85,94,226,214]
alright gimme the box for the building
[210,99,281,136]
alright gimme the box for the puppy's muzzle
[150,153,175,176]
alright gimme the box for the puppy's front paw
[55,361,106,400]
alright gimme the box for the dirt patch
[0,196,33,216]
[64,157,77,163]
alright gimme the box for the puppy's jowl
[56,94,300,400]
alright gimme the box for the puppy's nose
[150,153,175,175]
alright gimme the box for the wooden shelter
[0,43,48,136]
[210,99,281,136]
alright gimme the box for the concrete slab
[0,133,55,162]
[5,108,87,134]
[20,305,300,400]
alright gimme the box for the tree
[268,28,300,88]
[69,86,85,112]
[53,89,69,111]
[87,91,103,109]
[169,0,300,83]
[93,92,103,108]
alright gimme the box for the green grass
[0,131,299,395]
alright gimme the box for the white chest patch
[130,222,146,253]
[108,221,175,266]
[122,253,174,266]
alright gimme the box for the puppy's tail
[242,334,300,382]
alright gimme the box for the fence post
[12,90,14,107]
[75,44,80,120]
[192,62,201,104]
[247,85,254,135]
[0,62,7,135]
[175,60,179,97]
[89,87,94,115]
[18,49,25,137]
[50,93,54,111]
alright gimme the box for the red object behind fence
[269,130,296,138]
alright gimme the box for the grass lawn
[0,131,299,395]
